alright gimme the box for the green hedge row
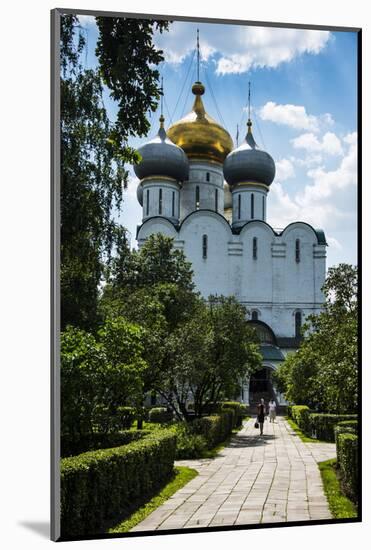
[60,429,177,537]
[337,433,358,502]
[290,405,313,435]
[334,420,358,451]
[192,409,235,449]
[220,402,249,428]
[309,413,357,442]
[61,430,148,458]
[289,406,357,442]
[148,407,173,424]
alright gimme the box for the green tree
[274,264,358,412]
[95,16,169,149]
[60,16,168,330]
[61,319,146,438]
[156,296,262,420]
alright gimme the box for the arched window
[253,237,258,260]
[159,188,163,215]
[251,193,255,219]
[202,234,208,259]
[238,194,241,219]
[295,311,302,338]
[146,189,149,216]
[295,238,300,263]
[206,172,210,182]
[172,191,175,217]
[251,310,258,321]
[262,195,265,219]
[215,189,218,212]
[195,185,200,210]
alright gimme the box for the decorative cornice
[232,181,270,191]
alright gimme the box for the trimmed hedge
[60,429,177,537]
[291,405,312,434]
[337,433,358,502]
[221,402,249,427]
[148,407,173,424]
[334,421,358,459]
[309,414,357,442]
[192,409,235,449]
[61,430,148,458]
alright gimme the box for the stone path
[131,416,336,532]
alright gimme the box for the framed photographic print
[51,7,361,542]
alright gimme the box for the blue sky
[76,16,358,269]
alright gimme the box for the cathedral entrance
[249,366,276,405]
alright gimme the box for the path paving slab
[131,416,335,532]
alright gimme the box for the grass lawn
[319,458,358,519]
[285,417,320,443]
[108,466,198,533]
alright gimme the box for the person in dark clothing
[257,398,266,435]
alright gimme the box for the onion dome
[137,183,143,206]
[223,120,275,187]
[224,182,232,209]
[133,115,189,181]
[167,81,233,164]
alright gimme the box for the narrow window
[238,194,241,219]
[252,310,258,321]
[295,311,302,338]
[295,238,300,263]
[262,195,265,220]
[159,188,162,215]
[202,234,208,259]
[215,189,218,212]
[172,191,175,217]
[146,189,149,216]
[196,185,200,210]
[206,172,210,182]
[251,193,255,219]
[253,237,258,260]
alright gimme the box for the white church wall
[179,211,232,297]
[281,223,320,305]
[239,222,274,303]
[137,218,177,247]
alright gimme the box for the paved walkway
[131,416,336,532]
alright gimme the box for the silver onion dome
[133,115,189,182]
[223,182,232,209]
[137,183,143,206]
[223,121,275,187]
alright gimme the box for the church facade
[133,80,327,405]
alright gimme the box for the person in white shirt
[268,399,277,423]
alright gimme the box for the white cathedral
[133,79,327,406]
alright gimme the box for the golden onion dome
[167,81,233,164]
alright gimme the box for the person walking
[268,398,277,423]
[257,398,266,435]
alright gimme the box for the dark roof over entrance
[260,345,285,361]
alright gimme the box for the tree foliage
[274,264,358,413]
[60,15,168,330]
[61,319,146,438]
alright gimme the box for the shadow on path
[228,433,276,448]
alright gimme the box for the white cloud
[154,23,330,74]
[275,158,295,181]
[291,132,343,156]
[269,134,357,229]
[259,102,333,133]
